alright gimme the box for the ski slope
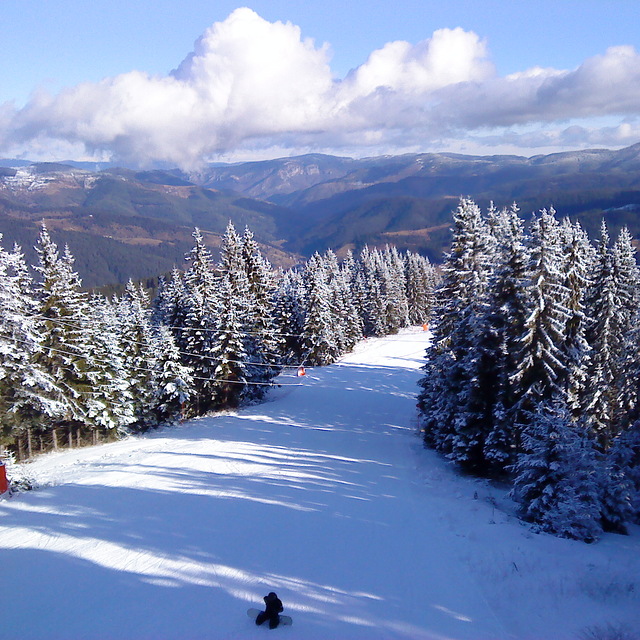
[1,328,639,639]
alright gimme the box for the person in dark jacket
[255,591,284,629]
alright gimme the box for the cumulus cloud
[2,8,640,167]
[443,45,640,129]
[342,27,493,97]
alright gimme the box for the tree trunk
[68,428,73,449]
[52,428,59,451]
[27,429,33,459]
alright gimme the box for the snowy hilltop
[1,329,638,639]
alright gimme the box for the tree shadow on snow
[0,350,443,638]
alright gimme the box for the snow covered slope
[1,329,639,639]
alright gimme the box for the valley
[2,142,640,288]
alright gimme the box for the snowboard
[247,607,293,627]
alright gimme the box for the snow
[1,328,639,640]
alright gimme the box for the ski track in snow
[1,328,639,639]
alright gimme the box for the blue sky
[1,1,639,166]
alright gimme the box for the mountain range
[2,143,640,287]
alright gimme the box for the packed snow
[1,328,639,639]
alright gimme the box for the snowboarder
[255,591,284,629]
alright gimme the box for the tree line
[0,221,437,461]
[417,199,640,542]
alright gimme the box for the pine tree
[584,221,630,451]
[380,245,409,333]
[179,229,220,415]
[418,198,494,459]
[301,253,340,366]
[152,270,188,330]
[33,226,94,444]
[337,254,364,350]
[619,312,640,433]
[405,251,437,326]
[622,421,640,522]
[217,222,282,403]
[417,344,456,453]
[599,442,632,534]
[239,226,281,400]
[0,240,66,453]
[272,269,306,364]
[481,205,530,471]
[116,281,157,431]
[610,227,640,430]
[321,249,361,355]
[150,324,194,424]
[350,252,372,334]
[357,246,386,337]
[184,229,219,308]
[220,222,249,300]
[511,399,602,542]
[210,274,250,408]
[557,218,594,420]
[612,226,640,322]
[601,421,640,527]
[82,295,135,436]
[512,211,570,431]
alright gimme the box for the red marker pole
[0,460,8,495]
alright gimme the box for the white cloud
[341,27,492,96]
[2,9,640,167]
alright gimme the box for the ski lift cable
[13,312,430,354]
[24,313,313,371]
[23,313,428,373]
[29,312,306,339]
[9,334,305,387]
[27,313,309,364]
[27,309,429,346]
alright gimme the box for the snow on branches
[0,223,437,461]
[417,199,640,540]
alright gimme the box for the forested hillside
[2,143,640,288]
[197,144,640,259]
[0,222,437,461]
[418,199,640,542]
[0,164,299,287]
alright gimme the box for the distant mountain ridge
[190,143,640,258]
[191,145,640,203]
[0,163,300,288]
[2,143,640,286]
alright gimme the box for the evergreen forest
[0,221,437,462]
[418,199,640,542]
